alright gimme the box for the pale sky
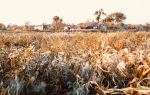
[0,0,149,25]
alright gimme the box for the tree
[145,23,150,31]
[94,8,106,23]
[51,16,64,32]
[22,22,30,31]
[103,12,126,29]
[53,16,60,23]
[103,12,126,24]
[0,23,6,30]
[9,24,18,32]
[43,23,48,31]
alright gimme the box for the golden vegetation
[0,31,150,95]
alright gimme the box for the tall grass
[0,31,150,95]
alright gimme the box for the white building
[34,25,44,31]
[33,24,51,31]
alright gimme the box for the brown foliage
[0,32,150,95]
[0,23,6,30]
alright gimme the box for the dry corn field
[0,31,150,95]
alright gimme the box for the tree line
[0,9,150,32]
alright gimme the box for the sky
[0,0,149,25]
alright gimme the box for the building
[33,24,51,31]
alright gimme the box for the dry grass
[0,31,150,95]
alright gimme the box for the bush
[0,23,6,30]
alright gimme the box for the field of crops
[0,31,150,95]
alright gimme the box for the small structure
[98,24,107,31]
[64,26,70,32]
[77,22,97,29]
[119,24,128,31]
[34,25,44,31]
[137,24,144,31]
[33,24,51,31]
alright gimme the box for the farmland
[0,31,150,95]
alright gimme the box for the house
[119,24,128,31]
[34,25,44,31]
[33,24,51,31]
[99,24,107,31]
[77,22,97,29]
[137,24,144,31]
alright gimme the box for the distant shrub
[51,16,64,32]
[0,23,6,30]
